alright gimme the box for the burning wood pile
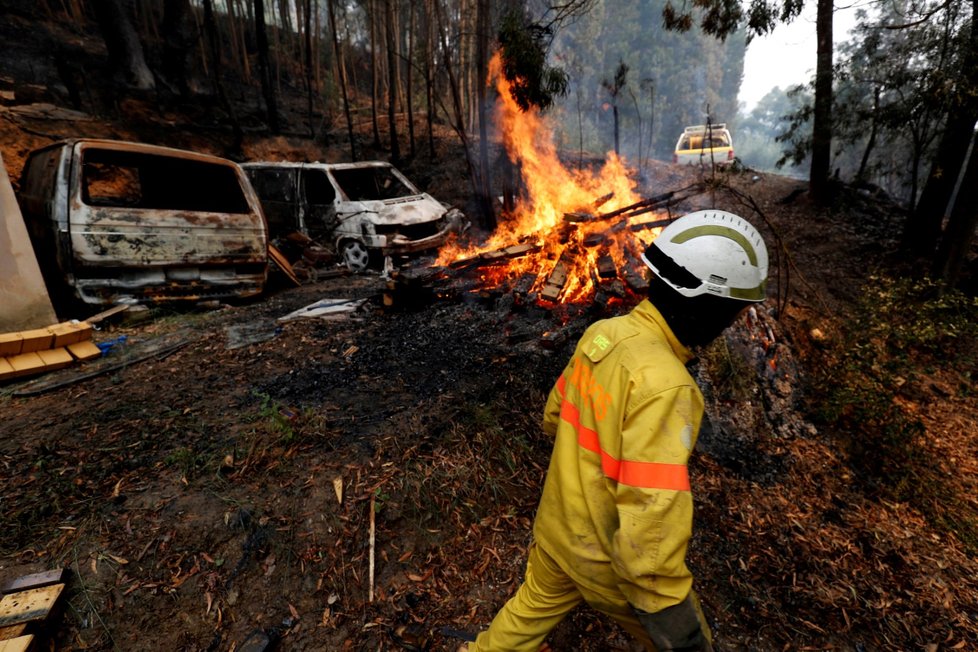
[385,184,707,311]
[385,52,709,313]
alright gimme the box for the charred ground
[3,8,978,651]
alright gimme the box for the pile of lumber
[0,320,101,382]
[0,569,68,651]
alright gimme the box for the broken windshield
[330,166,416,201]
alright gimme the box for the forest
[2,0,978,650]
[10,0,971,288]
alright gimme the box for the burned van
[17,139,268,310]
[241,161,465,271]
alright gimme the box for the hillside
[2,5,978,652]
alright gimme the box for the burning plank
[564,184,704,225]
[448,243,540,271]
[540,252,575,303]
[597,252,617,279]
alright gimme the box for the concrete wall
[0,151,57,331]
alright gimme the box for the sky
[740,3,863,111]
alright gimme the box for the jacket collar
[631,299,695,364]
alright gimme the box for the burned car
[17,139,268,311]
[241,160,466,271]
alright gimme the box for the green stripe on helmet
[669,225,759,266]
[729,281,767,301]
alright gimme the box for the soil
[2,6,978,652]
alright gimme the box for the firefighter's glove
[633,595,713,652]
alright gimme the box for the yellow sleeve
[609,384,701,613]
[541,368,566,438]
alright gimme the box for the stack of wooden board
[0,569,68,651]
[0,321,102,382]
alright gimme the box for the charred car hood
[337,195,446,225]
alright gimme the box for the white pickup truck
[673,124,735,167]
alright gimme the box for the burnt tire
[341,240,371,272]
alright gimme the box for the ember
[431,53,705,306]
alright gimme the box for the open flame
[436,52,664,305]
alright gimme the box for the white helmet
[640,210,768,302]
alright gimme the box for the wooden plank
[0,333,23,357]
[84,304,129,325]
[597,253,617,279]
[540,253,573,303]
[0,584,64,628]
[66,340,102,361]
[447,243,539,270]
[35,348,73,372]
[1,353,45,381]
[14,329,53,355]
[0,634,33,652]
[47,321,92,347]
[268,244,301,286]
[0,624,27,642]
[1,570,67,595]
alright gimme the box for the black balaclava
[646,273,747,349]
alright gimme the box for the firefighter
[459,210,769,652]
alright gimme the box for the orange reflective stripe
[556,373,566,396]
[559,398,690,492]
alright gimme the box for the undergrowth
[811,274,978,551]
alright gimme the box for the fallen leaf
[333,476,343,504]
[289,603,300,620]
[407,573,424,582]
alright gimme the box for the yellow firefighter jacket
[533,299,704,615]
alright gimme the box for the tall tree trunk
[904,0,978,258]
[91,0,155,90]
[406,1,417,158]
[474,0,495,229]
[304,0,316,138]
[934,129,978,285]
[225,0,243,82]
[327,0,357,160]
[162,0,197,96]
[809,0,833,204]
[435,0,482,214]
[613,104,620,155]
[370,0,382,149]
[385,0,401,163]
[202,0,244,155]
[423,0,437,158]
[855,87,881,185]
[254,0,281,133]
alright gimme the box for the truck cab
[673,124,735,167]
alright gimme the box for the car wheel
[341,240,371,272]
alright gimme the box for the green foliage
[663,0,803,41]
[549,0,746,162]
[602,59,628,98]
[498,10,569,112]
[252,391,297,444]
[735,85,810,173]
[166,446,205,478]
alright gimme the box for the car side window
[303,169,335,206]
[249,168,295,203]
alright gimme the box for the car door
[245,166,301,238]
[299,167,338,240]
